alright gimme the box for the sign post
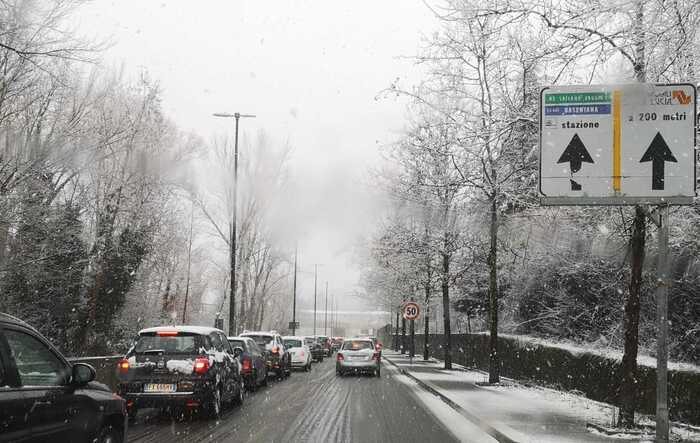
[539,83,696,442]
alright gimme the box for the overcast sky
[73,1,437,314]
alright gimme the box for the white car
[282,336,312,371]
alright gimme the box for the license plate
[144,383,176,393]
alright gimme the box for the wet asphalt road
[126,357,458,443]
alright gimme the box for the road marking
[612,89,621,192]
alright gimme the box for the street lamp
[213,111,256,336]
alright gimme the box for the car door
[210,332,234,399]
[3,326,88,443]
[0,327,32,443]
[219,332,239,387]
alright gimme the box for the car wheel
[305,362,311,372]
[319,357,324,363]
[336,370,343,377]
[249,371,258,391]
[127,407,138,424]
[207,386,222,419]
[262,370,269,387]
[233,379,245,406]
[376,368,381,377]
[96,423,123,443]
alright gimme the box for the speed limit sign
[403,302,420,321]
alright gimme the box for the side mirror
[71,363,96,386]
[233,347,244,358]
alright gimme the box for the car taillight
[271,346,279,354]
[299,351,305,358]
[194,357,210,374]
[118,359,130,374]
[373,352,380,361]
[375,343,382,351]
[337,353,344,361]
[242,357,251,372]
[156,331,178,336]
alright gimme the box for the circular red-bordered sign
[403,302,420,321]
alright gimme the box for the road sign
[288,321,300,330]
[539,83,696,205]
[403,302,420,321]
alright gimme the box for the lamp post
[213,111,255,336]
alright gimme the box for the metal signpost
[539,83,696,442]
[403,302,421,365]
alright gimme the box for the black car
[240,331,291,379]
[117,326,244,421]
[303,336,324,362]
[227,336,268,391]
[0,312,126,443]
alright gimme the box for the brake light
[373,352,380,361]
[271,346,279,354]
[337,353,344,361]
[299,351,305,358]
[118,359,130,374]
[375,343,382,351]
[156,331,178,336]
[194,357,210,374]
[242,357,252,373]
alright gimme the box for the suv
[303,336,324,362]
[117,326,244,420]
[316,335,332,356]
[240,331,291,379]
[227,336,268,391]
[0,312,126,443]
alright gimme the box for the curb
[384,355,519,443]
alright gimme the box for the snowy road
[126,358,461,443]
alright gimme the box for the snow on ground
[385,362,498,443]
[386,351,697,442]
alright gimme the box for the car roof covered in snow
[240,331,275,337]
[138,325,224,335]
[282,336,304,340]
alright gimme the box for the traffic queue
[0,311,383,443]
[116,326,343,422]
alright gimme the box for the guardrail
[68,355,122,392]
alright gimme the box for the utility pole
[181,202,195,324]
[324,282,329,336]
[213,111,256,336]
[313,264,318,337]
[292,246,298,336]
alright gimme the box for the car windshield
[284,339,302,348]
[342,340,373,351]
[244,335,273,347]
[133,334,200,354]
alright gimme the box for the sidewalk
[383,351,700,443]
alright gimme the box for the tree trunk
[442,249,452,370]
[488,195,499,383]
[618,1,646,427]
[619,206,646,427]
[394,310,400,351]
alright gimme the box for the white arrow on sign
[539,83,696,205]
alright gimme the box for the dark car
[331,337,344,352]
[240,331,291,379]
[117,326,244,421]
[0,312,126,443]
[316,335,332,356]
[227,336,268,391]
[303,336,324,362]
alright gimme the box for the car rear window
[133,333,202,354]
[284,339,302,348]
[244,334,273,347]
[342,340,373,351]
[228,339,246,350]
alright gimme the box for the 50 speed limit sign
[403,302,420,321]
